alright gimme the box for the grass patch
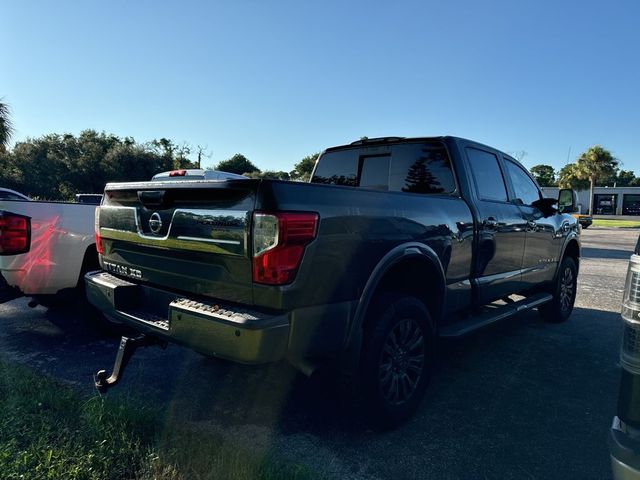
[0,359,315,480]
[591,219,640,228]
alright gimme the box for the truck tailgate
[98,179,258,304]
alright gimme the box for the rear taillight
[618,254,640,428]
[622,255,640,373]
[0,211,30,255]
[169,169,187,177]
[252,212,318,285]
[95,207,104,254]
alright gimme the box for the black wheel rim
[379,318,425,405]
[559,266,575,312]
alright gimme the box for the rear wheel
[359,293,435,428]
[539,256,577,323]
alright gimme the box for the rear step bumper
[84,271,289,364]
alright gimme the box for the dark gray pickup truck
[86,136,581,426]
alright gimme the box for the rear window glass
[311,149,358,186]
[312,142,455,194]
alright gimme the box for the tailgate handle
[138,190,169,209]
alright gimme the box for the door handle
[483,217,498,229]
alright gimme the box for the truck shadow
[122,305,622,443]
[1,297,622,466]
[581,247,631,260]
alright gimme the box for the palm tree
[575,146,618,215]
[0,99,14,152]
[557,163,590,190]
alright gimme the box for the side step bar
[439,293,553,338]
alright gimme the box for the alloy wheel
[378,318,426,405]
[559,266,575,312]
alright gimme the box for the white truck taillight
[252,211,318,285]
[616,253,640,432]
[621,255,640,375]
[0,211,30,255]
[95,207,104,254]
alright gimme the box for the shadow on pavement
[0,299,621,479]
[582,247,631,260]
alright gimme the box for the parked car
[572,213,593,229]
[75,193,103,205]
[86,136,581,426]
[610,235,640,479]
[0,187,31,201]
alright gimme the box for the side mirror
[558,189,578,214]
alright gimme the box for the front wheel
[539,256,577,323]
[359,294,435,429]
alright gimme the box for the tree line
[530,146,631,189]
[529,146,627,216]
[0,102,317,199]
[0,131,317,200]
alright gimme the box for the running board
[439,293,553,338]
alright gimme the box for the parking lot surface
[0,227,635,479]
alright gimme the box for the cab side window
[504,159,541,206]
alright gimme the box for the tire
[359,293,435,429]
[539,256,577,323]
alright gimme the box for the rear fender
[339,242,446,373]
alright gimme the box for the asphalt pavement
[0,227,635,479]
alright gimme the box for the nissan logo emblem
[149,212,162,234]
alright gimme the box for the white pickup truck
[0,170,240,306]
[0,191,99,307]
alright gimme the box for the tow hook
[94,334,166,393]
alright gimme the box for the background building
[541,187,640,216]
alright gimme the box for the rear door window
[389,143,455,194]
[466,147,508,202]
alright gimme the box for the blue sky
[2,0,639,173]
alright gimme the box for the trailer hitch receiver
[94,334,165,393]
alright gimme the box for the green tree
[150,138,193,171]
[529,164,556,187]
[0,99,14,152]
[575,146,619,215]
[290,152,319,181]
[557,163,590,191]
[615,170,638,187]
[244,170,291,180]
[0,130,198,200]
[214,154,260,175]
